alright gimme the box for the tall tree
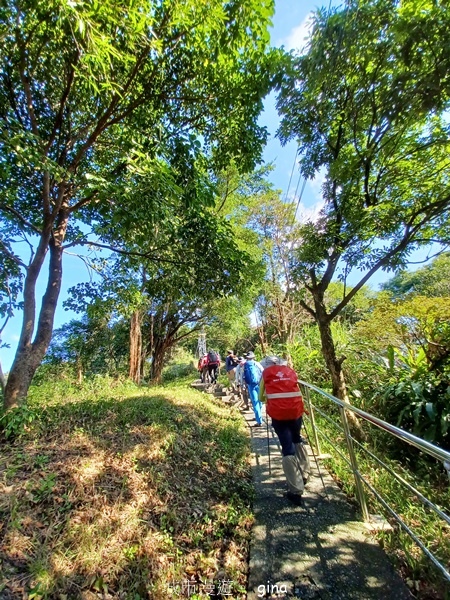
[67,204,252,383]
[277,0,450,407]
[0,0,277,408]
[249,191,311,353]
[214,167,311,355]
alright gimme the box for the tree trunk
[3,211,67,410]
[76,357,83,385]
[316,311,349,401]
[314,295,365,440]
[129,310,143,384]
[150,337,170,384]
[0,360,6,394]
[257,324,267,356]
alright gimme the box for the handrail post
[302,385,321,456]
[339,406,370,522]
[445,461,450,483]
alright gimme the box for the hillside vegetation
[0,376,253,599]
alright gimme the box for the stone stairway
[190,380,248,411]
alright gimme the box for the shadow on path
[245,409,413,600]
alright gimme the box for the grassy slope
[0,377,253,599]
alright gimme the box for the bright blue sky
[0,0,437,372]
[262,0,325,222]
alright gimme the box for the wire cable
[283,149,298,204]
[292,177,307,225]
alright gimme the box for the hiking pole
[303,418,330,500]
[266,415,272,475]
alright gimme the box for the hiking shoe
[252,422,263,427]
[286,491,303,506]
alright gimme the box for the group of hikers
[197,349,310,506]
[197,350,221,384]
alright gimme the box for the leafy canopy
[276,0,450,319]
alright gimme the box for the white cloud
[10,334,20,342]
[284,12,314,52]
[296,199,325,224]
[295,167,326,223]
[309,166,327,199]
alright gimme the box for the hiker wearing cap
[259,356,310,506]
[225,350,239,390]
[235,356,249,410]
[243,351,264,426]
[198,353,209,383]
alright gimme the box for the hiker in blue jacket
[243,351,264,426]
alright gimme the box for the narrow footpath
[244,408,413,600]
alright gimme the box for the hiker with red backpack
[206,349,221,383]
[198,353,209,383]
[259,356,310,506]
[243,351,264,426]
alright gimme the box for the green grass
[0,375,254,599]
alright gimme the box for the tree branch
[173,323,204,343]
[70,45,151,169]
[299,299,316,319]
[62,239,196,267]
[328,223,426,321]
[0,239,28,269]
[0,203,42,235]
[0,280,14,337]
[45,56,78,154]
[68,190,99,214]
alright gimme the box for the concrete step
[232,398,245,408]
[191,382,209,390]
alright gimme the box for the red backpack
[262,365,304,420]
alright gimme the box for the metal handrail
[299,380,450,464]
[299,380,450,584]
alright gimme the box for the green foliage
[379,375,450,447]
[0,404,40,440]
[382,253,450,299]
[324,282,375,326]
[161,348,197,383]
[291,328,378,409]
[45,316,129,378]
[196,296,254,357]
[278,0,450,288]
[1,0,280,405]
[375,340,450,448]
[274,0,450,406]
[288,325,328,385]
[344,288,450,446]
